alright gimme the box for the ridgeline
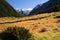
[0,0,22,17]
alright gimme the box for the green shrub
[0,27,32,40]
[29,37,48,40]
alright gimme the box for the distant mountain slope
[29,0,60,15]
[0,0,22,17]
[19,9,31,16]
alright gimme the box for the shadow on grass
[0,16,50,24]
[54,16,60,18]
[56,20,60,23]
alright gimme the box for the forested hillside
[0,0,21,17]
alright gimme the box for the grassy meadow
[0,12,60,40]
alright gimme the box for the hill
[0,11,60,39]
[0,0,22,17]
[29,0,60,15]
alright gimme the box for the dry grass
[0,12,60,40]
[0,17,20,23]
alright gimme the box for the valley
[0,0,60,40]
[0,12,60,39]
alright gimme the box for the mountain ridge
[29,0,60,15]
[0,0,22,17]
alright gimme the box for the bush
[0,27,32,40]
[0,32,18,40]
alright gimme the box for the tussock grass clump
[54,16,60,18]
[39,28,47,33]
[56,20,60,23]
[0,27,32,40]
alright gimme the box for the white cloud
[22,9,25,11]
[22,8,33,11]
[16,8,33,11]
[25,8,33,10]
[16,8,19,10]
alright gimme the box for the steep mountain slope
[29,0,60,15]
[0,0,22,17]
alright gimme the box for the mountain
[29,0,60,15]
[29,4,41,15]
[17,9,32,16]
[0,0,22,17]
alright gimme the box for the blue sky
[6,0,48,9]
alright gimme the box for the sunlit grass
[0,11,60,40]
[29,33,60,40]
[0,11,60,24]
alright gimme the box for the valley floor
[0,12,60,40]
